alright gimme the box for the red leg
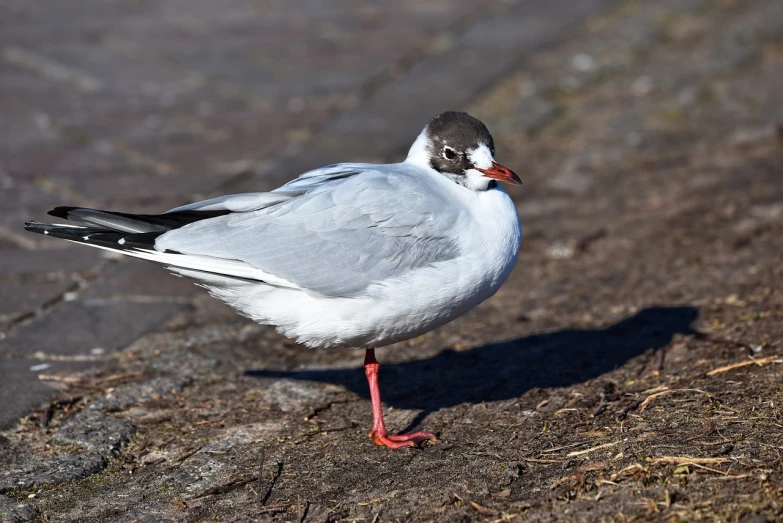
[364,349,437,449]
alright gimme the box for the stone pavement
[0,0,613,431]
[1,0,782,521]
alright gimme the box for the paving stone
[0,495,38,522]
[52,410,136,456]
[263,379,330,413]
[0,108,63,164]
[149,345,219,377]
[0,247,102,278]
[0,358,91,431]
[712,27,762,72]
[81,262,198,300]
[546,155,598,196]
[0,103,144,181]
[359,0,612,130]
[47,171,233,209]
[45,376,193,456]
[0,280,74,320]
[0,237,18,251]
[0,300,185,357]
[89,376,193,411]
[0,177,60,231]
[501,95,562,135]
[171,422,282,498]
[112,503,182,523]
[0,452,107,494]
[243,0,617,189]
[0,0,493,190]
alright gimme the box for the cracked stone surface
[172,422,283,499]
[0,495,38,523]
[262,379,331,413]
[52,410,136,455]
[90,376,193,411]
[0,452,107,494]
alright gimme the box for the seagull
[25,111,522,449]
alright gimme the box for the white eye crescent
[443,147,457,160]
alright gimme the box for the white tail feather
[63,239,297,289]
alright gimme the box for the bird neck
[404,129,431,170]
[440,172,498,191]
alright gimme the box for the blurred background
[0,0,613,385]
[1,0,783,520]
[0,0,610,217]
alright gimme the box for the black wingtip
[24,220,46,232]
[47,206,80,220]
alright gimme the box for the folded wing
[156,169,462,297]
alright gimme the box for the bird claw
[369,430,438,449]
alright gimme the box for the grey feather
[166,192,297,213]
[155,165,462,297]
[166,164,365,214]
[62,209,169,233]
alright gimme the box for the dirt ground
[2,0,783,521]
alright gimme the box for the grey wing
[165,163,369,213]
[155,170,462,297]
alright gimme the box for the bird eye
[443,147,457,160]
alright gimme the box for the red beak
[475,162,522,186]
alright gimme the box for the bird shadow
[246,306,698,432]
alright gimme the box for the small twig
[194,418,223,426]
[646,456,730,465]
[296,495,309,523]
[705,355,780,376]
[37,374,82,383]
[470,501,498,516]
[256,449,265,503]
[192,475,261,498]
[693,440,732,447]
[95,371,143,384]
[518,456,565,463]
[713,474,751,480]
[697,333,758,354]
[591,393,608,419]
[610,463,646,480]
[299,499,310,523]
[759,442,783,451]
[173,443,207,463]
[261,460,283,505]
[639,389,715,413]
[617,397,645,420]
[255,504,290,514]
[657,347,666,372]
[566,441,619,457]
[688,462,739,476]
[542,441,591,454]
[40,405,54,428]
[39,396,81,428]
[302,398,351,421]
